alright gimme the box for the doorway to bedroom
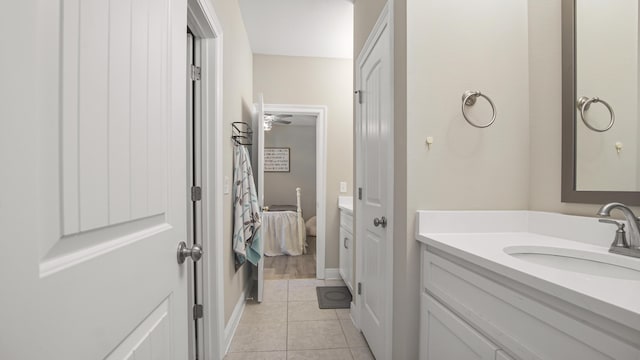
[262,112,318,279]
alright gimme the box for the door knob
[373,216,387,228]
[177,241,203,264]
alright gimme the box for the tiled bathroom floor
[226,279,375,360]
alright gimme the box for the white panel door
[358,15,392,360]
[256,94,266,302]
[0,0,190,359]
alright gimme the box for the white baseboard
[324,268,341,280]
[223,282,252,354]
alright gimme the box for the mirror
[562,0,640,205]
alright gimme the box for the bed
[262,187,307,256]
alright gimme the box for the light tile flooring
[226,279,375,360]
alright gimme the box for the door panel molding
[105,297,172,360]
[58,0,170,239]
[40,215,169,277]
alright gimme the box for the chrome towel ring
[461,90,497,128]
[576,96,615,132]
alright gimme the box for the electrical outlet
[340,181,347,193]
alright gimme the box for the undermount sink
[504,246,640,281]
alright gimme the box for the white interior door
[357,12,392,360]
[256,94,266,302]
[0,1,190,359]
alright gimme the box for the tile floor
[226,279,375,360]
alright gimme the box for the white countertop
[415,210,640,332]
[338,196,353,214]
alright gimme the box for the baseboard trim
[223,282,252,354]
[324,268,341,280]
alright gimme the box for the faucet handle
[599,218,625,229]
[599,219,629,248]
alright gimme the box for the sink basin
[504,246,640,281]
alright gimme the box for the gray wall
[264,125,317,219]
[253,54,353,270]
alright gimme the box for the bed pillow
[305,216,317,236]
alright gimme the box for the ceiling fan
[263,113,292,131]
[264,113,292,125]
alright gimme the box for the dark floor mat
[316,286,352,309]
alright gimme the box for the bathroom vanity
[339,196,354,293]
[416,211,640,360]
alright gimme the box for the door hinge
[354,90,362,104]
[191,65,201,81]
[191,186,202,201]
[193,304,203,320]
[358,187,362,200]
[357,282,362,295]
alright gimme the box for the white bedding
[262,211,306,256]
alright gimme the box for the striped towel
[232,145,262,266]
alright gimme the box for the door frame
[354,2,394,359]
[261,103,329,279]
[187,0,225,359]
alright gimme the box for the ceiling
[239,0,354,59]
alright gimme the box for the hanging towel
[232,145,262,266]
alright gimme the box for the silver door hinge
[357,282,362,295]
[358,188,362,200]
[193,304,203,319]
[191,186,202,201]
[191,65,201,81]
[354,90,362,104]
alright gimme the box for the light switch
[224,176,230,195]
[340,181,347,193]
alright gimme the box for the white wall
[575,0,639,191]
[208,0,255,325]
[264,125,317,219]
[406,1,531,357]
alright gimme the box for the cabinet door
[421,294,499,360]
[339,226,347,282]
[344,229,353,292]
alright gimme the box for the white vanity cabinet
[339,209,354,293]
[420,293,502,360]
[419,245,640,360]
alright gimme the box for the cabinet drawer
[423,248,640,360]
[340,210,353,233]
[421,293,499,360]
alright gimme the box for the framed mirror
[562,0,640,205]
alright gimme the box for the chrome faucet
[597,202,640,258]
